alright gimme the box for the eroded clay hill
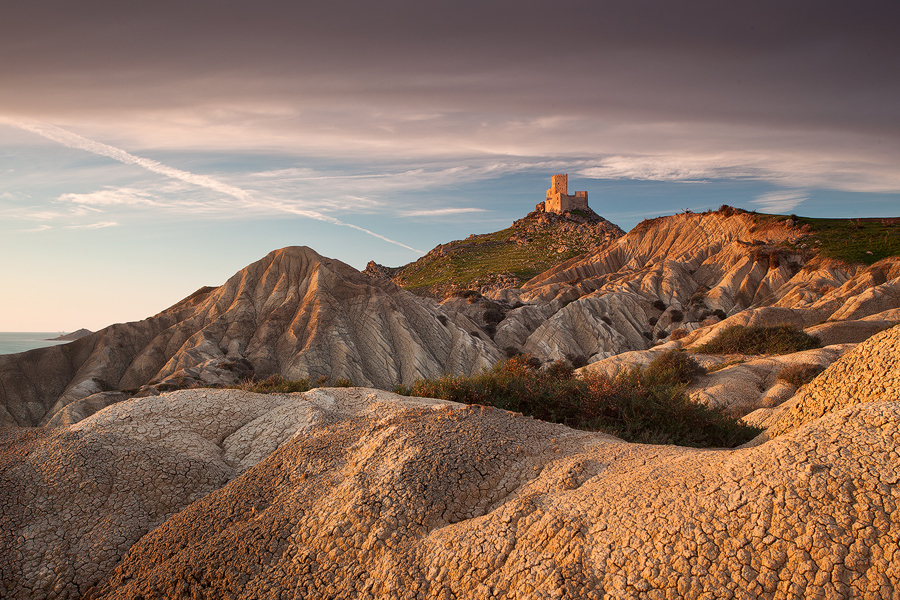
[486,210,900,364]
[0,247,500,427]
[3,211,899,428]
[3,325,899,599]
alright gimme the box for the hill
[0,247,501,427]
[46,328,92,341]
[2,207,898,430]
[367,206,624,299]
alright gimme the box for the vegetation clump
[231,374,312,393]
[777,363,827,387]
[670,328,688,341]
[695,324,820,355]
[644,350,706,384]
[218,373,356,394]
[394,354,759,448]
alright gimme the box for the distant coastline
[0,332,72,356]
[46,328,92,342]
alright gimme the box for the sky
[1,0,899,331]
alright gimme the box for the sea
[0,332,71,356]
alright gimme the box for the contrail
[2,117,422,253]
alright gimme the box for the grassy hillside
[787,216,900,265]
[382,204,899,301]
[728,206,900,265]
[388,208,624,298]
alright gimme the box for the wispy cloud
[2,118,422,253]
[751,190,807,213]
[578,155,742,182]
[21,224,53,233]
[400,207,487,217]
[57,188,161,207]
[21,209,66,221]
[64,221,120,230]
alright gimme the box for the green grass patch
[394,354,760,448]
[396,227,582,292]
[792,216,900,265]
[695,325,820,355]
[392,215,621,296]
[746,212,900,266]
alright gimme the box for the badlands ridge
[1,209,900,598]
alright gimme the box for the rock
[521,292,650,363]
[362,261,393,279]
[583,345,853,417]
[768,323,900,437]
[2,383,896,598]
[804,319,890,346]
[828,277,900,321]
[44,391,130,427]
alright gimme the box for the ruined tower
[544,174,588,214]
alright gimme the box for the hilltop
[365,206,624,299]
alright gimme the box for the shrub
[648,316,659,326]
[689,287,709,305]
[719,204,735,217]
[213,373,355,395]
[777,363,826,387]
[545,360,575,380]
[483,308,504,324]
[644,350,706,385]
[653,300,667,311]
[670,309,684,323]
[670,328,688,340]
[565,353,589,368]
[395,355,759,448]
[234,374,311,394]
[452,289,482,301]
[695,324,820,355]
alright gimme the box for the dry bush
[670,328,688,340]
[777,363,826,387]
[696,325,820,355]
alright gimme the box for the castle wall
[544,175,588,214]
[545,191,564,213]
[550,174,567,195]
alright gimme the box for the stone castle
[543,174,588,214]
